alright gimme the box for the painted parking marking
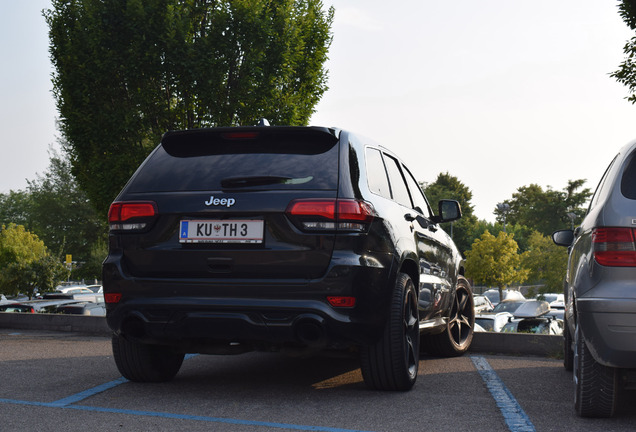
[0,352,373,432]
[471,356,536,432]
[0,395,374,432]
[49,377,128,407]
[0,352,534,432]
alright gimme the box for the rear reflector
[286,199,375,232]
[104,293,122,304]
[593,227,636,267]
[327,296,356,307]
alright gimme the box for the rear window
[128,128,339,192]
[621,152,636,200]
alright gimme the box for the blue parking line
[49,377,128,407]
[0,396,373,432]
[67,404,375,432]
[471,356,535,432]
[0,350,373,432]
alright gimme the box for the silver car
[553,139,636,417]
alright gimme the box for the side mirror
[552,229,574,247]
[437,199,462,223]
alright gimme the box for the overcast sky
[2,1,636,222]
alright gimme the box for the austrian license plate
[179,220,264,243]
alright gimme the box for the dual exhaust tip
[120,313,328,348]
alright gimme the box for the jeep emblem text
[205,196,236,207]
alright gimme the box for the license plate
[179,220,264,243]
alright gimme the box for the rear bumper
[577,297,636,368]
[103,255,394,352]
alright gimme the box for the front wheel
[573,325,618,417]
[112,334,185,383]
[423,277,474,357]
[360,272,419,391]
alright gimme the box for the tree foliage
[0,224,67,298]
[422,172,478,255]
[465,231,529,296]
[494,180,591,236]
[0,150,107,266]
[26,149,107,263]
[612,0,636,103]
[520,231,568,293]
[45,0,334,214]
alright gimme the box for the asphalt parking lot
[1,329,636,432]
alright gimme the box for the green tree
[25,149,107,264]
[0,224,66,298]
[0,190,32,227]
[45,0,334,214]
[465,231,529,300]
[72,238,108,282]
[0,150,107,266]
[422,172,478,255]
[495,180,591,236]
[521,231,568,293]
[471,220,536,254]
[612,0,636,103]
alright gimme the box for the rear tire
[360,272,419,391]
[112,334,185,383]
[573,325,618,417]
[423,277,474,357]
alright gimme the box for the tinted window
[589,156,618,211]
[621,153,636,199]
[402,165,432,217]
[384,155,412,208]
[129,140,339,192]
[365,148,391,199]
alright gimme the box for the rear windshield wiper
[220,176,313,188]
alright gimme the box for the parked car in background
[473,295,494,313]
[103,124,475,391]
[45,286,104,303]
[474,311,513,332]
[536,293,565,310]
[0,299,80,313]
[86,285,103,294]
[492,299,527,314]
[500,300,563,335]
[55,301,106,316]
[552,138,636,417]
[482,289,525,307]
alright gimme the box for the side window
[621,153,636,200]
[589,155,618,211]
[402,165,433,218]
[384,155,412,208]
[365,148,391,199]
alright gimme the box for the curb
[0,312,562,358]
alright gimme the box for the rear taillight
[108,201,157,231]
[285,199,375,232]
[592,227,636,267]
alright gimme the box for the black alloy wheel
[423,277,474,357]
[360,272,420,391]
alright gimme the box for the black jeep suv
[103,126,474,391]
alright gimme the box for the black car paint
[104,127,464,354]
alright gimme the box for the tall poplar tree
[45,0,334,214]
